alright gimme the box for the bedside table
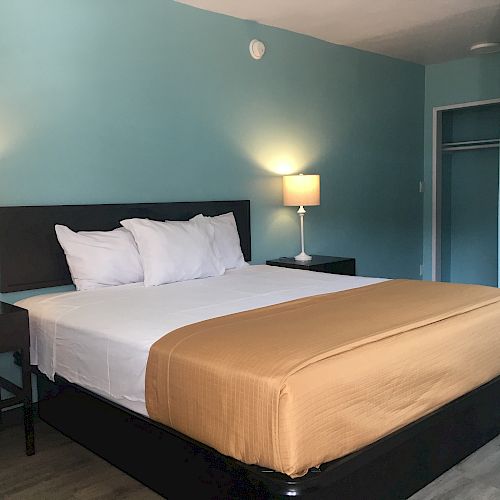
[0,302,35,455]
[266,255,356,276]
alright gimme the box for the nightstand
[266,255,356,276]
[0,302,35,455]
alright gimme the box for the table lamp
[283,174,320,261]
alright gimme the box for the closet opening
[432,98,500,286]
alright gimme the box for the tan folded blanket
[146,279,500,477]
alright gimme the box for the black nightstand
[266,255,356,276]
[0,302,35,455]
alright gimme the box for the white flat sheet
[17,265,385,416]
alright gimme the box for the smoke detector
[249,39,266,60]
[470,42,500,55]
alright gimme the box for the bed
[1,201,499,499]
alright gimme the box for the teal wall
[0,0,425,284]
[422,53,500,279]
[0,0,425,393]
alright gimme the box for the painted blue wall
[0,0,424,391]
[422,53,500,279]
[0,0,425,283]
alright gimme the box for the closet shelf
[442,138,500,152]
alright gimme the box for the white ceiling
[176,0,500,64]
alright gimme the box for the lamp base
[294,251,312,262]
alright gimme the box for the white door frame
[431,97,500,282]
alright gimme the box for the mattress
[145,279,500,477]
[18,265,384,415]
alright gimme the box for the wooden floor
[0,415,161,500]
[409,435,500,500]
[0,412,499,499]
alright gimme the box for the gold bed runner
[146,279,500,476]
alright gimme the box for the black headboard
[0,200,251,293]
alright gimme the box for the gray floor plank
[409,435,500,500]
[0,419,161,500]
[455,437,500,489]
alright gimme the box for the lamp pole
[295,205,312,261]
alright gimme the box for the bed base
[36,372,500,499]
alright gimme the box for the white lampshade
[283,174,320,207]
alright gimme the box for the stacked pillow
[55,212,247,291]
[55,225,144,291]
[190,213,247,270]
[121,218,225,287]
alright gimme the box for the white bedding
[17,265,385,416]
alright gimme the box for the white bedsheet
[17,265,385,416]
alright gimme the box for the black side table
[0,302,35,455]
[266,255,356,276]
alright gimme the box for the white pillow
[190,213,247,270]
[55,225,144,291]
[120,218,225,286]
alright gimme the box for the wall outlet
[419,180,425,193]
[419,264,424,277]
